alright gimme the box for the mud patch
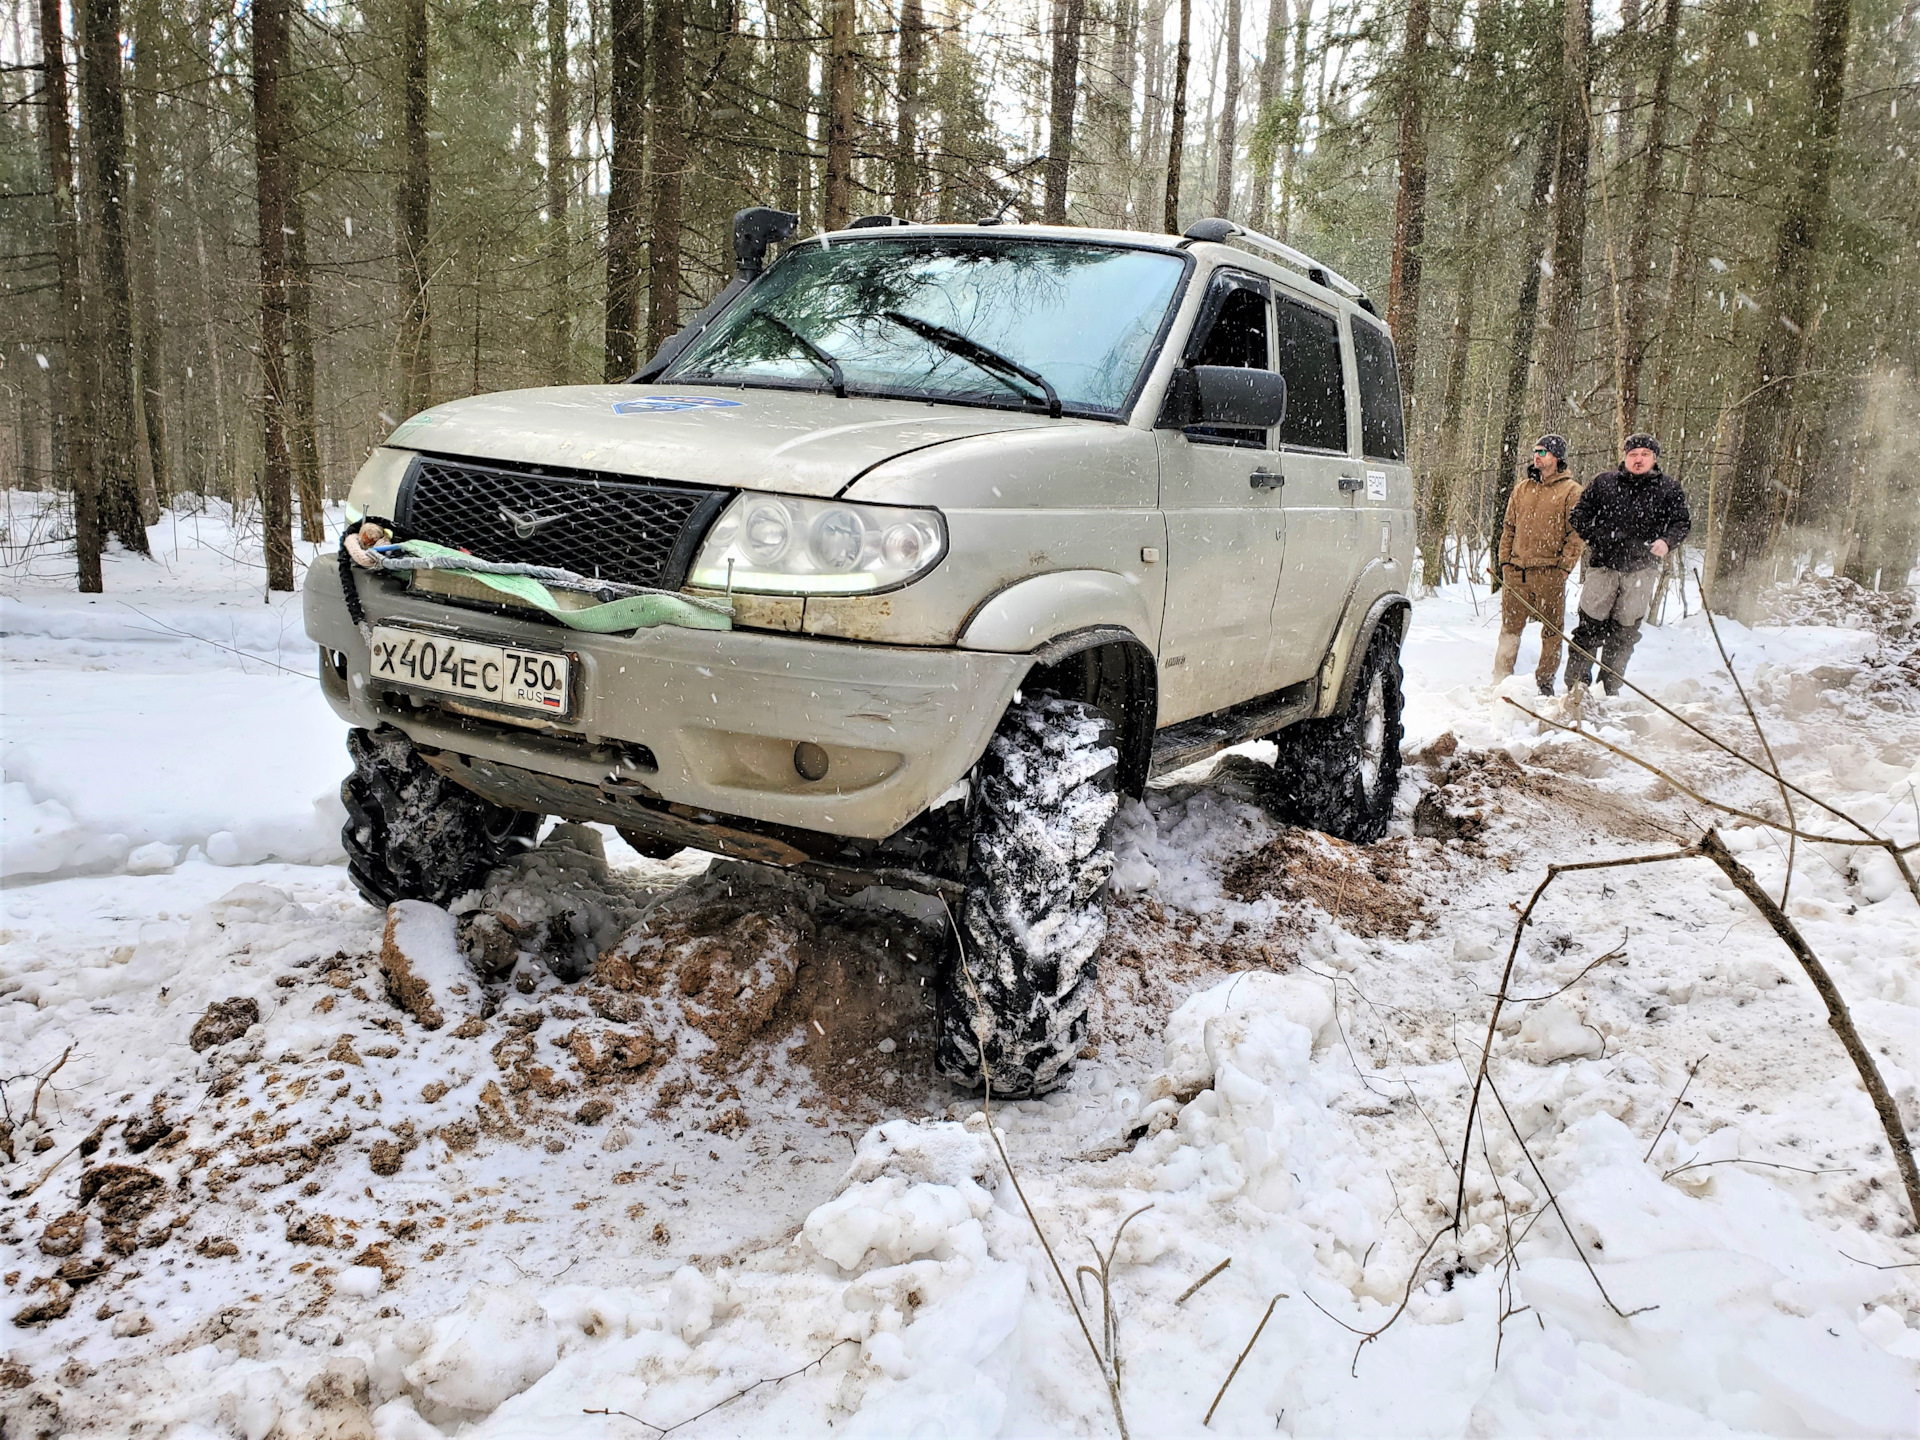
[1412,746,1669,846]
[1221,829,1429,938]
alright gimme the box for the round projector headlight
[743,502,791,562]
[881,522,927,568]
[810,509,864,571]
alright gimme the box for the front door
[1157,270,1289,724]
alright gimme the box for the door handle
[1249,467,1285,490]
[1337,472,1363,492]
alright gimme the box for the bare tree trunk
[1211,0,1241,217]
[1424,223,1480,588]
[1648,23,1730,446]
[646,0,686,352]
[1275,0,1309,240]
[1488,117,1559,567]
[1536,0,1590,436]
[289,188,323,543]
[130,0,167,520]
[1044,0,1087,223]
[1139,0,1167,221]
[38,0,101,591]
[775,0,808,217]
[1163,0,1191,231]
[894,0,925,217]
[253,0,295,590]
[1246,0,1287,231]
[79,0,149,554]
[396,0,433,415]
[823,0,856,229]
[1386,0,1431,410]
[1712,0,1853,616]
[546,0,572,381]
[1618,0,1678,432]
[604,0,644,377]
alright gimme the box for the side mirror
[1190,366,1287,429]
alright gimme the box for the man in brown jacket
[1494,434,1583,694]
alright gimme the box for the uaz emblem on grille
[499,506,562,539]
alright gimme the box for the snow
[2,503,1918,1436]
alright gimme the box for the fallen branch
[1176,1257,1231,1305]
[30,1046,70,1123]
[1695,575,1798,906]
[1454,851,1696,1228]
[1660,1157,1854,1181]
[1696,828,1920,1224]
[1203,1292,1286,1427]
[584,1338,852,1434]
[1300,1224,1450,1376]
[1643,1054,1708,1163]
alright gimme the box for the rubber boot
[1492,631,1521,682]
[1599,621,1642,696]
[1564,611,1611,691]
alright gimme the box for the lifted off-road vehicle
[306,211,1413,1096]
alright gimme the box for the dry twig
[584,1338,852,1434]
[1203,1292,1287,1426]
[1643,1054,1708,1163]
[1176,1257,1232,1305]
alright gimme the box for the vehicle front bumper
[303,562,1028,841]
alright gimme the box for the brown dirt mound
[1222,830,1428,938]
[1413,746,1669,846]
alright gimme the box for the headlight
[689,494,947,595]
[344,447,414,525]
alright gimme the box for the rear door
[1155,269,1290,724]
[1350,313,1415,579]
[1266,288,1360,685]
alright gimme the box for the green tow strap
[386,540,732,634]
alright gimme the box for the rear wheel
[341,726,542,907]
[935,694,1120,1098]
[1265,624,1405,843]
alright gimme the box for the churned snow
[2,501,1918,1437]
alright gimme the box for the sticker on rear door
[613,396,744,414]
[1366,470,1388,501]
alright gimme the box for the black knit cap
[1623,432,1661,456]
[1533,433,1568,463]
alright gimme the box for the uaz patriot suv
[305,211,1413,1096]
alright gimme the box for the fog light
[793,742,830,781]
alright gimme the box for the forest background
[0,0,1915,617]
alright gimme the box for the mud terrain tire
[1265,624,1405,844]
[341,726,542,907]
[936,695,1120,1097]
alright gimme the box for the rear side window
[1352,318,1406,460]
[1273,295,1347,453]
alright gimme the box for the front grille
[395,455,730,591]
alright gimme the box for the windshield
[661,237,1187,417]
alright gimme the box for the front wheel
[1265,624,1405,843]
[935,695,1120,1098]
[340,726,542,908]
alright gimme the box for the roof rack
[1181,217,1381,317]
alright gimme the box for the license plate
[368,626,572,717]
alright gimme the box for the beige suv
[306,213,1413,1095]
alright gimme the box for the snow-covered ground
[3,500,1918,1438]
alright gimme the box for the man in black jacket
[1564,434,1690,695]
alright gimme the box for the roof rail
[1181,217,1380,318]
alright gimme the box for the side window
[1184,277,1270,447]
[1273,294,1348,453]
[1352,317,1406,461]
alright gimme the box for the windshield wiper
[750,310,846,398]
[883,311,1062,418]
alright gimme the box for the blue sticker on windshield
[614,396,744,414]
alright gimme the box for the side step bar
[1147,680,1316,781]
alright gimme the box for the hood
[383,384,1075,497]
